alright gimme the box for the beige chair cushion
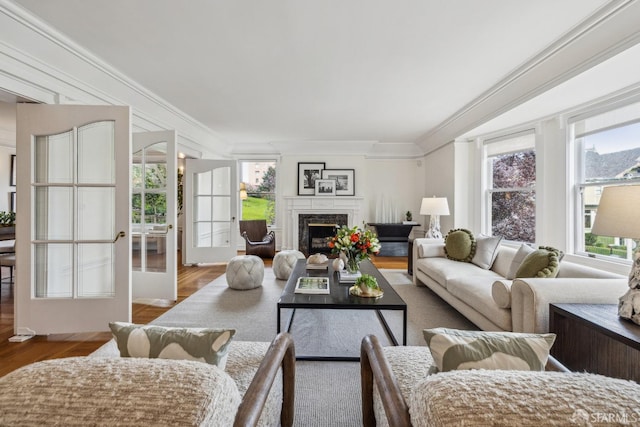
[409,370,640,427]
[0,357,241,426]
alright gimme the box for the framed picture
[297,162,325,195]
[10,155,16,187]
[314,179,336,196]
[321,169,355,196]
[10,192,15,213]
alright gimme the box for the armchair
[240,220,276,258]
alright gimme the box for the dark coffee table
[277,258,407,361]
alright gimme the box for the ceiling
[10,0,639,154]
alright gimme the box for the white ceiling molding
[365,142,424,159]
[418,0,640,152]
[269,140,377,156]
[0,1,226,155]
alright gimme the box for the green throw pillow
[515,246,562,278]
[109,322,236,369]
[444,229,476,262]
[423,328,556,373]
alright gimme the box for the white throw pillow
[506,243,536,279]
[418,242,446,258]
[471,234,502,269]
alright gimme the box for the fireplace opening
[298,213,348,256]
[308,223,337,256]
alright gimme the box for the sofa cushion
[409,371,640,427]
[0,357,241,426]
[490,245,517,278]
[446,276,512,330]
[423,328,555,372]
[416,257,500,289]
[444,229,476,262]
[515,246,561,278]
[506,243,536,279]
[471,234,502,269]
[109,322,235,369]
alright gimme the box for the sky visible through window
[584,121,640,153]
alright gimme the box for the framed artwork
[10,154,16,187]
[10,192,15,213]
[322,169,355,196]
[314,179,336,196]
[297,162,325,195]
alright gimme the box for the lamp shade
[420,197,450,216]
[591,185,640,239]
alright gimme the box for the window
[240,160,277,225]
[484,132,536,243]
[572,102,640,260]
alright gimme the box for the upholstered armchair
[240,220,276,258]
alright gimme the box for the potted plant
[0,211,16,238]
[350,273,383,298]
[405,211,412,222]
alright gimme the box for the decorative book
[294,277,330,294]
[338,270,362,283]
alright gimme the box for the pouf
[273,250,305,280]
[226,255,264,290]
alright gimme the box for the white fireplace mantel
[283,196,365,251]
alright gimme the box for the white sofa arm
[510,278,628,333]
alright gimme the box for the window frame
[238,158,279,227]
[570,106,640,263]
[482,129,537,243]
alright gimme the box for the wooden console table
[549,303,640,382]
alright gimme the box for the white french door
[132,131,177,301]
[184,160,237,264]
[15,104,131,334]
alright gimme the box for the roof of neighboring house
[585,147,640,180]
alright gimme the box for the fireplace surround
[283,196,365,253]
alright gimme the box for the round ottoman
[226,255,264,290]
[273,250,306,280]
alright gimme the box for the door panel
[131,131,177,301]
[16,104,131,334]
[184,159,237,264]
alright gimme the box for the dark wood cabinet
[367,223,417,257]
[549,303,640,382]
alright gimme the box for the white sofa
[412,237,628,333]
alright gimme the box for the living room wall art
[322,169,354,196]
[298,162,325,195]
[315,179,336,196]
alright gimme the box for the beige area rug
[94,267,475,426]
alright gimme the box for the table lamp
[591,184,640,324]
[420,196,450,239]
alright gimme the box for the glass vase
[345,252,360,274]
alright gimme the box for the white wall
[422,144,456,235]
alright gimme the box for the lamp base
[618,288,640,325]
[425,215,442,239]
[619,252,640,324]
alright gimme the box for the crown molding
[418,0,640,152]
[0,1,226,157]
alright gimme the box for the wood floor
[0,254,407,377]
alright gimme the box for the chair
[239,220,276,258]
[0,239,15,284]
[0,333,296,427]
